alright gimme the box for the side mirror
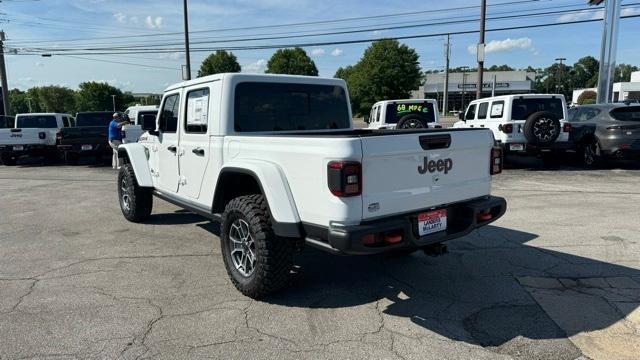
[458,112,465,121]
[141,114,157,131]
[363,115,370,123]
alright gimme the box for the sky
[1,0,640,93]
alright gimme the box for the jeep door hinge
[179,176,187,186]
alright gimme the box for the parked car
[365,99,441,129]
[0,113,73,165]
[453,94,572,165]
[57,111,114,164]
[123,105,157,144]
[116,73,507,298]
[568,102,640,166]
[0,115,14,129]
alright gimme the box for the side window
[185,88,210,134]
[568,107,578,122]
[159,94,180,133]
[477,102,489,120]
[465,104,477,120]
[62,117,70,127]
[490,101,505,118]
[375,106,381,122]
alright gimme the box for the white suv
[365,99,441,129]
[454,94,572,161]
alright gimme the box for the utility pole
[555,57,566,94]
[0,31,10,116]
[111,95,116,111]
[183,0,192,81]
[491,74,497,97]
[460,66,469,111]
[442,34,450,116]
[476,0,487,100]
[593,0,621,103]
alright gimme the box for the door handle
[192,147,205,156]
[167,145,177,153]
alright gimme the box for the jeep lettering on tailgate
[418,157,453,174]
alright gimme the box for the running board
[152,190,220,221]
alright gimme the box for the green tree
[577,90,597,105]
[75,82,125,112]
[33,86,77,113]
[335,39,421,115]
[198,50,241,77]
[572,56,599,88]
[615,64,639,82]
[8,89,29,115]
[487,64,514,71]
[266,47,318,76]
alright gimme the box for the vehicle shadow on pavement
[265,225,640,354]
[505,154,640,171]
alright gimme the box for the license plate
[418,209,447,236]
[13,145,24,151]
[81,145,93,151]
[510,143,525,151]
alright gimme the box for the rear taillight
[563,123,572,133]
[56,132,62,142]
[499,124,513,134]
[490,147,503,175]
[39,132,46,139]
[327,161,362,197]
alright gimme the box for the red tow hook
[477,209,492,222]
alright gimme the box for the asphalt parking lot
[1,159,639,360]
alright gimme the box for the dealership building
[572,71,640,104]
[411,70,536,113]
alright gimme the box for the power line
[25,4,629,52]
[12,13,640,56]
[56,55,178,71]
[5,0,551,43]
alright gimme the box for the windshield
[511,98,564,120]
[385,102,436,124]
[75,112,113,127]
[16,115,57,128]
[234,82,350,132]
[611,106,640,121]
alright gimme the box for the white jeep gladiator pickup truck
[0,113,73,165]
[117,73,507,298]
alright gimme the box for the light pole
[0,31,10,116]
[555,58,566,94]
[592,0,621,103]
[183,0,192,80]
[111,95,116,112]
[460,66,469,111]
[442,34,451,116]
[476,0,487,100]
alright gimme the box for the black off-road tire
[396,115,427,129]
[523,111,560,147]
[117,163,153,222]
[1,154,16,166]
[220,194,293,299]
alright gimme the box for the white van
[365,99,441,130]
[123,105,158,143]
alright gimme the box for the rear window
[0,116,14,128]
[137,111,157,123]
[611,107,640,121]
[385,102,436,124]
[16,115,57,128]
[75,112,113,127]
[511,98,564,120]
[234,82,350,132]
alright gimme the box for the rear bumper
[600,139,640,159]
[304,195,507,255]
[500,141,574,155]
[58,143,111,156]
[0,144,53,157]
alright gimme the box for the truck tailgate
[0,129,46,146]
[360,129,493,220]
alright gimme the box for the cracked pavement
[1,160,639,360]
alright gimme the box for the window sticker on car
[491,103,504,117]
[187,95,208,125]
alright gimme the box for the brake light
[327,161,362,197]
[38,132,46,139]
[563,123,572,133]
[499,124,513,134]
[490,147,503,175]
[56,132,62,141]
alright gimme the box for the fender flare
[117,143,153,187]
[215,160,302,238]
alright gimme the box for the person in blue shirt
[108,113,129,169]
